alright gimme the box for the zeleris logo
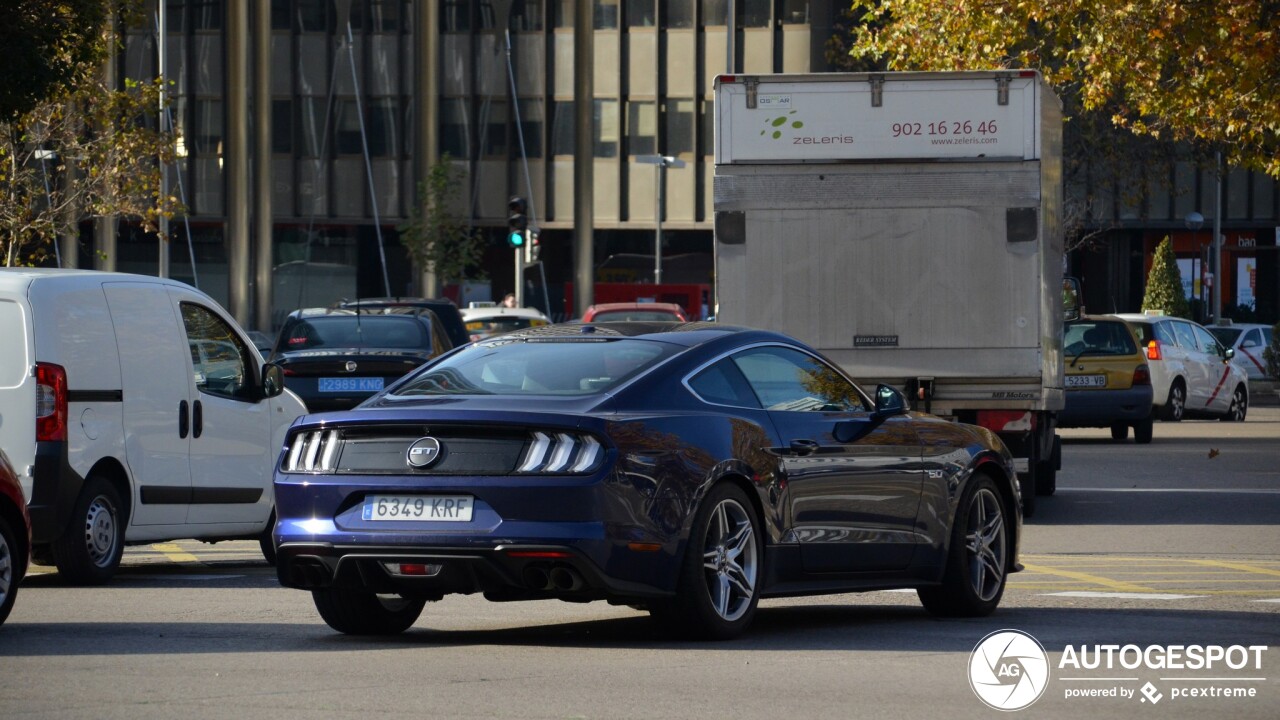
[969,629,1051,711]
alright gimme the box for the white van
[0,269,306,584]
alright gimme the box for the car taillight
[976,410,1035,433]
[1146,340,1162,361]
[1132,364,1151,386]
[516,432,604,473]
[36,362,68,442]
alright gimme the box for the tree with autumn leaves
[1,1,177,267]
[840,1,1278,179]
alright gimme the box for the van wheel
[51,477,124,585]
[259,510,277,566]
[1133,417,1154,444]
[1162,382,1185,422]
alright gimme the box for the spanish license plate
[1066,374,1107,388]
[318,376,384,393]
[362,495,474,522]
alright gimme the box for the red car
[0,448,30,626]
[581,302,689,323]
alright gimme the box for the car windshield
[591,310,681,322]
[1064,320,1137,357]
[1208,327,1242,346]
[391,338,680,396]
[281,316,428,350]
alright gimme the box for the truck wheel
[1133,417,1154,444]
[1018,473,1036,518]
[918,474,1008,617]
[1034,460,1057,496]
[1109,422,1129,442]
[51,477,125,586]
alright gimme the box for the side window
[688,359,761,408]
[1241,329,1261,349]
[1151,321,1177,346]
[180,303,253,400]
[1191,325,1222,356]
[1171,322,1198,351]
[731,346,868,412]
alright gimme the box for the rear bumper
[1059,386,1154,427]
[27,442,84,545]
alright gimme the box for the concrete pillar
[415,1,440,298]
[226,0,251,325]
[573,0,594,316]
[253,0,273,331]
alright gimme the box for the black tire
[1219,385,1247,423]
[1110,422,1129,442]
[259,511,277,566]
[1133,417,1154,444]
[312,588,426,635]
[30,544,54,567]
[649,483,762,640]
[1034,460,1057,496]
[51,477,124,586]
[1162,381,1186,422]
[0,514,20,626]
[918,475,1009,618]
[1017,473,1036,518]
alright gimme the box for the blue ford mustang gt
[272,322,1020,639]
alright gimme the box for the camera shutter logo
[969,629,1051,711]
[406,437,443,469]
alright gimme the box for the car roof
[490,320,761,348]
[587,302,685,312]
[459,307,548,320]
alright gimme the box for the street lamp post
[1185,211,1204,318]
[636,155,686,285]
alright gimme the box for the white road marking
[1252,598,1280,603]
[1058,487,1280,495]
[1044,591,1204,600]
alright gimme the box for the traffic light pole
[514,244,524,307]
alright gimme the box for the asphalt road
[2,410,1278,719]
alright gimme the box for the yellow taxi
[1060,315,1155,443]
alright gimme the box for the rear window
[0,299,28,387]
[591,310,682,322]
[391,338,680,396]
[281,316,429,350]
[1208,327,1241,347]
[1064,320,1137,357]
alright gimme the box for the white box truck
[713,71,1066,516]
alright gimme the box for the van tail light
[1146,340,1162,361]
[36,362,68,442]
[976,410,1035,433]
[1132,364,1152,386]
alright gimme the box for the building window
[742,0,770,27]
[272,99,292,154]
[551,101,574,156]
[511,0,544,31]
[192,0,224,30]
[441,99,471,158]
[442,0,471,31]
[337,101,363,154]
[594,99,619,158]
[368,98,400,157]
[627,1,655,28]
[662,0,693,29]
[193,99,223,155]
[296,0,331,32]
[299,97,328,156]
[781,0,809,24]
[663,99,694,157]
[627,101,657,156]
[702,0,728,26]
[553,0,573,27]
[270,0,291,30]
[483,100,509,157]
[594,0,618,29]
[517,99,544,158]
[700,99,714,156]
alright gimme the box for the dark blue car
[272,323,1020,639]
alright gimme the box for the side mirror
[1223,347,1235,361]
[262,363,285,398]
[1063,277,1082,322]
[874,384,907,418]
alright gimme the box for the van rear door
[0,288,36,500]
[103,282,192,526]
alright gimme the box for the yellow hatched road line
[150,543,202,564]
[1019,562,1155,593]
[1183,559,1280,578]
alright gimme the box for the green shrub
[1141,236,1191,319]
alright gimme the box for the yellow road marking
[1019,562,1155,593]
[1183,559,1280,578]
[151,543,202,563]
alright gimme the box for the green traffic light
[508,231,525,247]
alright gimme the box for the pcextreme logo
[969,629,1051,711]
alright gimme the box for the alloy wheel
[1167,384,1185,421]
[964,488,1007,603]
[1227,387,1247,422]
[700,498,758,622]
[0,529,11,607]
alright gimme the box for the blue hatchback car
[272,322,1020,639]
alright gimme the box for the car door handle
[789,439,820,456]
[178,400,189,439]
[192,399,203,439]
